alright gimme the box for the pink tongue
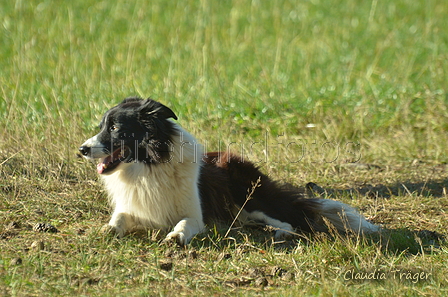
[97,156,112,174]
[97,163,106,174]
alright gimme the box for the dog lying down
[79,97,380,245]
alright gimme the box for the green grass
[1,0,448,295]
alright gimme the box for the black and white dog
[79,97,379,245]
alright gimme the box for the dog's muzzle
[79,136,132,174]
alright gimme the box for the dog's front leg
[101,212,134,238]
[165,218,205,246]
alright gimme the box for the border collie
[79,97,380,245]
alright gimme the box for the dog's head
[79,97,178,174]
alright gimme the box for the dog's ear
[139,98,178,120]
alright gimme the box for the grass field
[1,0,448,295]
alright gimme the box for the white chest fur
[101,125,205,244]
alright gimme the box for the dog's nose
[78,146,91,156]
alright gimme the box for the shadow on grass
[306,179,448,199]
[91,215,446,258]
[367,228,446,255]
[185,222,446,257]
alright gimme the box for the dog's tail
[315,199,380,234]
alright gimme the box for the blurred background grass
[0,0,447,180]
[1,0,448,167]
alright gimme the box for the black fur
[96,97,178,164]
[200,152,322,232]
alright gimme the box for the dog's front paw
[100,224,125,238]
[164,231,187,246]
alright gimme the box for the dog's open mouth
[97,146,131,174]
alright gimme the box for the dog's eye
[109,125,119,132]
